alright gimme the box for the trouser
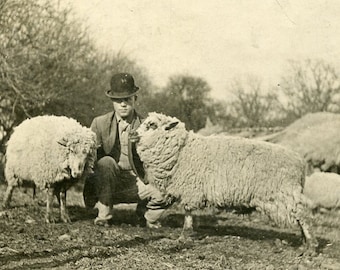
[84,156,166,224]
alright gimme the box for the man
[83,72,166,228]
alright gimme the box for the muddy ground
[1,183,340,270]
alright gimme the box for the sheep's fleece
[261,112,340,173]
[135,113,318,251]
[304,172,340,209]
[3,115,97,222]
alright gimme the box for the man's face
[112,96,136,119]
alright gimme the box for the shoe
[146,220,162,229]
[94,218,111,227]
[136,216,147,227]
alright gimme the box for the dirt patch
[0,184,340,269]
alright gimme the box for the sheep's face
[67,143,90,178]
[136,113,183,147]
[135,112,187,167]
[58,130,97,179]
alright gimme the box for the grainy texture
[0,185,340,270]
[4,115,97,189]
[305,172,340,209]
[2,115,97,222]
[262,112,340,173]
[136,113,309,229]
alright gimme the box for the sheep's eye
[147,122,157,130]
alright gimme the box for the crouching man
[83,72,167,228]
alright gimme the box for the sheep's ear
[57,137,68,147]
[165,121,179,131]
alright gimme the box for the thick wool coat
[305,172,340,209]
[136,112,310,228]
[5,115,97,189]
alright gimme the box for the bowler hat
[105,73,139,99]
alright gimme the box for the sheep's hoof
[177,229,196,243]
[45,215,58,224]
[298,248,317,257]
[60,214,72,223]
[1,203,10,210]
[298,243,318,257]
[0,210,8,218]
[177,235,193,244]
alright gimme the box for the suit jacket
[90,110,145,181]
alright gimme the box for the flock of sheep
[2,111,340,255]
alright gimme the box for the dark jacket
[90,111,145,180]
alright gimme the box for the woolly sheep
[261,112,340,174]
[304,172,340,210]
[3,115,97,223]
[133,112,318,252]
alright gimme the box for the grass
[2,182,340,245]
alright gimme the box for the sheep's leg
[57,188,71,223]
[45,187,57,223]
[178,205,194,242]
[297,218,318,255]
[183,212,193,230]
[2,184,15,209]
[32,184,36,200]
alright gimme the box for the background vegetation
[1,0,340,178]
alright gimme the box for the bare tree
[228,76,280,127]
[0,0,95,147]
[280,59,340,119]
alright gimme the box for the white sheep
[2,115,97,223]
[134,112,318,252]
[261,112,340,174]
[304,172,340,210]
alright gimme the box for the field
[1,184,340,270]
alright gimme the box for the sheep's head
[134,112,188,190]
[130,113,181,144]
[58,128,97,178]
[137,112,182,133]
[135,112,186,153]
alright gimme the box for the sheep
[2,115,97,223]
[260,112,340,174]
[133,112,318,253]
[304,172,340,211]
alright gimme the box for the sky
[59,0,340,100]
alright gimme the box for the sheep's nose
[129,131,140,143]
[71,164,85,178]
[71,170,81,178]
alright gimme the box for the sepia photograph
[1,0,340,269]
